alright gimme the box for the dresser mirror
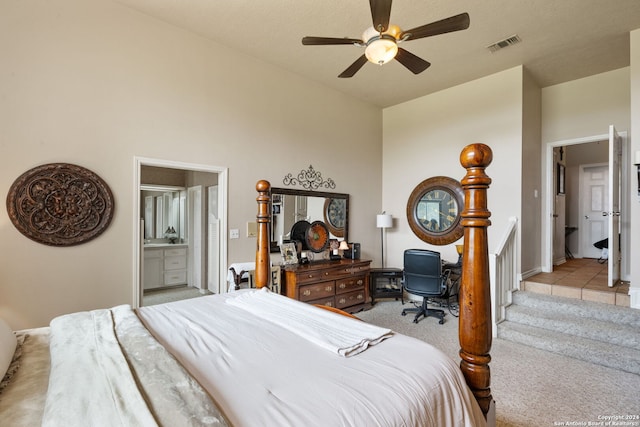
[270,187,349,253]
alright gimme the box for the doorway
[544,127,629,285]
[133,157,228,308]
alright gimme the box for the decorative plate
[290,220,311,248]
[6,163,114,246]
[305,220,330,253]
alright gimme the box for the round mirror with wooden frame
[406,176,464,245]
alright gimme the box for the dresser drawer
[164,247,187,257]
[308,296,335,308]
[164,270,187,285]
[335,289,366,309]
[294,269,334,285]
[164,256,187,270]
[298,281,335,302]
[335,275,366,295]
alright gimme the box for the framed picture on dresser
[280,242,298,265]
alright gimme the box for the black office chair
[401,249,451,324]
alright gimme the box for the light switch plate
[230,229,239,239]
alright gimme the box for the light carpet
[357,300,640,427]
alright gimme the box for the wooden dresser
[283,259,371,313]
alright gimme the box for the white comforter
[41,305,230,427]
[138,290,486,427]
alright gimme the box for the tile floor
[522,258,630,307]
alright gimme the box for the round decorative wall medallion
[6,163,115,246]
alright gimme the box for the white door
[580,164,608,259]
[207,186,220,294]
[607,125,621,287]
[188,186,204,291]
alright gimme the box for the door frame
[543,131,629,281]
[133,157,228,308]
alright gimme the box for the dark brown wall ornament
[6,163,115,246]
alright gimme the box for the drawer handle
[339,283,346,289]
[324,272,330,276]
[357,294,363,300]
[325,286,332,292]
[338,298,346,304]
[308,274,314,278]
[303,290,311,296]
[357,279,363,285]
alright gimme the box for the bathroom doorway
[133,157,228,308]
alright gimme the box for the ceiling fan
[301,0,470,78]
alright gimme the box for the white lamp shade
[376,214,392,228]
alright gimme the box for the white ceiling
[115,0,640,108]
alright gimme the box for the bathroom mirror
[141,185,186,242]
[270,187,349,253]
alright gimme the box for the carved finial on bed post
[255,180,271,289]
[458,143,494,418]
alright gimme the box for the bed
[0,143,494,426]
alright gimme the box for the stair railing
[489,216,518,337]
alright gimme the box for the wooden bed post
[255,180,271,289]
[458,143,494,418]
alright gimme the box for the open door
[188,185,204,291]
[607,125,621,287]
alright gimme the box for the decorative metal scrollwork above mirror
[270,187,349,253]
[406,176,464,246]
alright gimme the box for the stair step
[498,291,640,375]
[512,291,640,328]
[497,321,640,375]
[505,304,640,350]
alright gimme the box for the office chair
[401,249,451,324]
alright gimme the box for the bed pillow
[0,317,17,380]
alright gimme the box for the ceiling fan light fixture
[365,36,398,65]
[362,25,400,65]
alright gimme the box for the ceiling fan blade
[302,36,362,46]
[338,55,368,78]
[401,12,470,41]
[394,48,431,74]
[370,0,392,32]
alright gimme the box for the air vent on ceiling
[486,35,521,53]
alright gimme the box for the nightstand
[370,268,403,304]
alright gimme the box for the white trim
[133,157,228,308]
[629,288,640,310]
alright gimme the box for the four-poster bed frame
[254,143,494,419]
[1,143,494,426]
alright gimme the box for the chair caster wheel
[439,319,445,324]
[413,319,419,324]
[401,312,407,316]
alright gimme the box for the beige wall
[0,0,382,329]
[382,67,525,270]
[541,68,630,143]
[521,69,543,276]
